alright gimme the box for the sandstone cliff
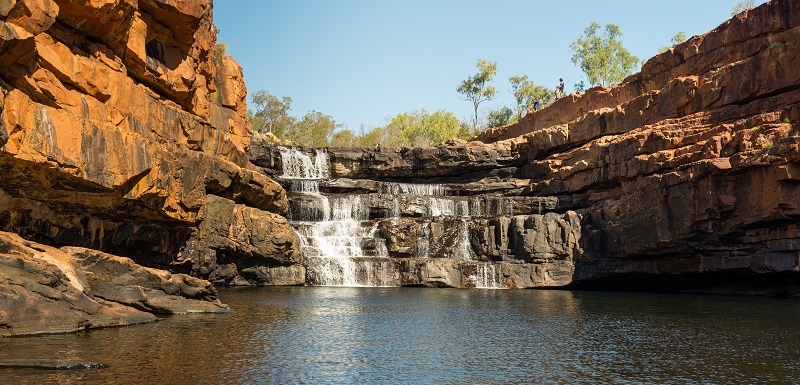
[0,0,303,334]
[475,0,800,294]
[251,0,800,295]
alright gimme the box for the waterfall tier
[274,146,570,289]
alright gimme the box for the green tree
[457,59,498,132]
[570,22,639,87]
[246,109,264,133]
[509,75,554,117]
[658,31,687,53]
[249,90,294,136]
[421,109,470,145]
[731,0,756,15]
[284,110,338,147]
[354,126,384,148]
[383,109,468,147]
[486,106,515,128]
[574,80,586,93]
[330,129,356,147]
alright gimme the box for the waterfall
[382,182,448,196]
[276,146,517,288]
[280,147,329,179]
[416,223,431,259]
[279,147,395,287]
[473,263,504,289]
[452,219,472,260]
[429,197,456,217]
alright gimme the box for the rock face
[474,0,800,295]
[251,0,800,295]
[0,0,302,294]
[0,231,228,337]
[254,146,581,289]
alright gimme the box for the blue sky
[214,0,766,134]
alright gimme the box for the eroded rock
[0,230,233,337]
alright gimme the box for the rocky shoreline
[0,231,228,337]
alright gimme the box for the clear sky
[214,0,767,134]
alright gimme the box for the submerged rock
[0,359,109,370]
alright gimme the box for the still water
[1,287,799,384]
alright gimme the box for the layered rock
[0,0,303,315]
[254,146,579,289]
[475,0,800,294]
[251,0,800,295]
[0,231,228,337]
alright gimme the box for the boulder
[0,230,231,337]
[65,246,229,314]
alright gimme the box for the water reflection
[1,288,798,384]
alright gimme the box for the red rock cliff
[0,0,303,290]
[470,0,800,294]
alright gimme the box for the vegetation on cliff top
[457,59,499,133]
[569,23,639,87]
[245,17,687,147]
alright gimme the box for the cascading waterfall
[280,147,329,180]
[473,263,503,289]
[278,146,510,288]
[280,147,399,287]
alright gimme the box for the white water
[382,182,448,196]
[473,263,504,289]
[280,148,395,286]
[278,146,509,288]
[280,147,329,179]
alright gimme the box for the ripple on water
[1,287,799,384]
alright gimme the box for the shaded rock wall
[484,0,800,294]
[0,0,302,288]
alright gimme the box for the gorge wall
[0,0,302,335]
[252,0,800,295]
[2,0,799,337]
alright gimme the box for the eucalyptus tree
[283,110,339,147]
[383,109,467,147]
[457,59,498,132]
[658,32,687,53]
[486,106,516,128]
[570,22,639,87]
[731,0,756,15]
[249,90,294,136]
[330,129,356,147]
[509,75,554,117]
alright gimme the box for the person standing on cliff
[533,95,541,111]
[555,78,565,99]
